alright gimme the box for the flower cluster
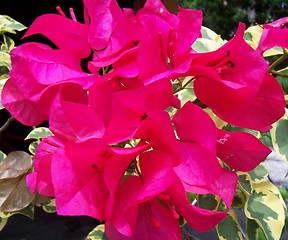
[1,0,286,239]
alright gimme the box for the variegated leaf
[237,172,252,195]
[1,34,15,53]
[0,15,27,34]
[246,218,259,240]
[42,199,56,213]
[25,127,52,140]
[271,118,288,161]
[85,224,108,240]
[216,209,243,240]
[248,164,268,183]
[232,188,246,209]
[244,181,286,240]
[0,217,8,231]
[29,141,39,155]
[0,203,34,219]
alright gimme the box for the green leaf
[198,194,219,210]
[246,218,260,240]
[25,127,52,140]
[276,68,288,94]
[216,209,243,240]
[232,188,246,208]
[244,181,286,240]
[85,224,108,240]
[0,151,6,162]
[271,118,288,160]
[222,124,260,138]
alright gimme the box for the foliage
[0,1,288,240]
[177,0,288,39]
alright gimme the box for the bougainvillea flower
[51,139,111,220]
[22,14,91,58]
[1,42,97,126]
[105,152,229,239]
[136,2,202,83]
[103,79,179,143]
[135,110,182,166]
[165,178,229,232]
[105,177,182,239]
[26,136,64,196]
[216,129,271,171]
[191,23,285,131]
[84,0,143,73]
[172,101,221,184]
[257,16,288,54]
[172,101,238,207]
[49,92,105,142]
[52,138,150,221]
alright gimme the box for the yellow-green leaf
[0,15,27,34]
[244,181,286,240]
[29,141,39,155]
[0,217,8,231]
[85,224,108,240]
[42,199,56,213]
[25,127,52,140]
[271,118,288,160]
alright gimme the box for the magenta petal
[104,144,151,219]
[52,140,111,220]
[23,14,90,58]
[1,77,47,126]
[9,43,89,85]
[136,150,175,202]
[174,8,202,63]
[106,199,181,240]
[175,142,222,186]
[49,96,104,141]
[107,176,142,237]
[26,136,64,196]
[217,129,271,171]
[257,16,288,53]
[167,179,228,232]
[184,168,238,209]
[173,101,217,151]
[220,73,285,131]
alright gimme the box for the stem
[268,48,288,73]
[173,77,195,94]
[0,116,14,135]
[270,69,288,77]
